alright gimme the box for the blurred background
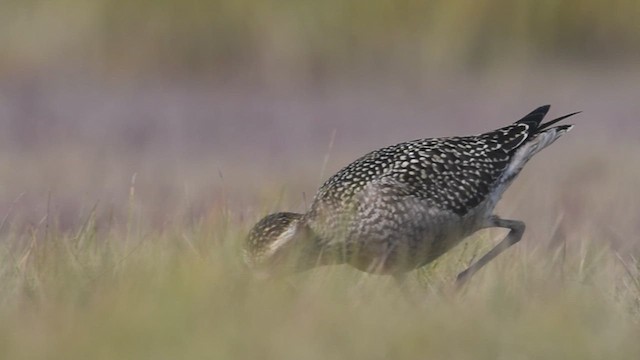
[0,0,639,231]
[3,3,640,358]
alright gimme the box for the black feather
[537,111,581,132]
[516,105,551,127]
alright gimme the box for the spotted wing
[383,124,531,215]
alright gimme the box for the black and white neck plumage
[245,105,578,281]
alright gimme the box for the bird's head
[243,212,308,277]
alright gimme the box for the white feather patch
[503,126,570,180]
[264,223,298,257]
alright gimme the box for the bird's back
[311,105,576,217]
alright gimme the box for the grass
[0,213,638,359]
[1,0,639,357]
[0,142,639,359]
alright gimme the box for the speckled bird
[245,105,578,284]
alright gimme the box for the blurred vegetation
[0,141,638,358]
[0,191,639,359]
[1,0,639,81]
[1,1,640,358]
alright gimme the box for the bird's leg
[456,217,525,285]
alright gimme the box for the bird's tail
[505,124,572,179]
[516,104,580,135]
[500,106,578,182]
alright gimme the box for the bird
[244,105,578,284]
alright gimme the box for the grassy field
[1,0,640,358]
[0,135,639,359]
